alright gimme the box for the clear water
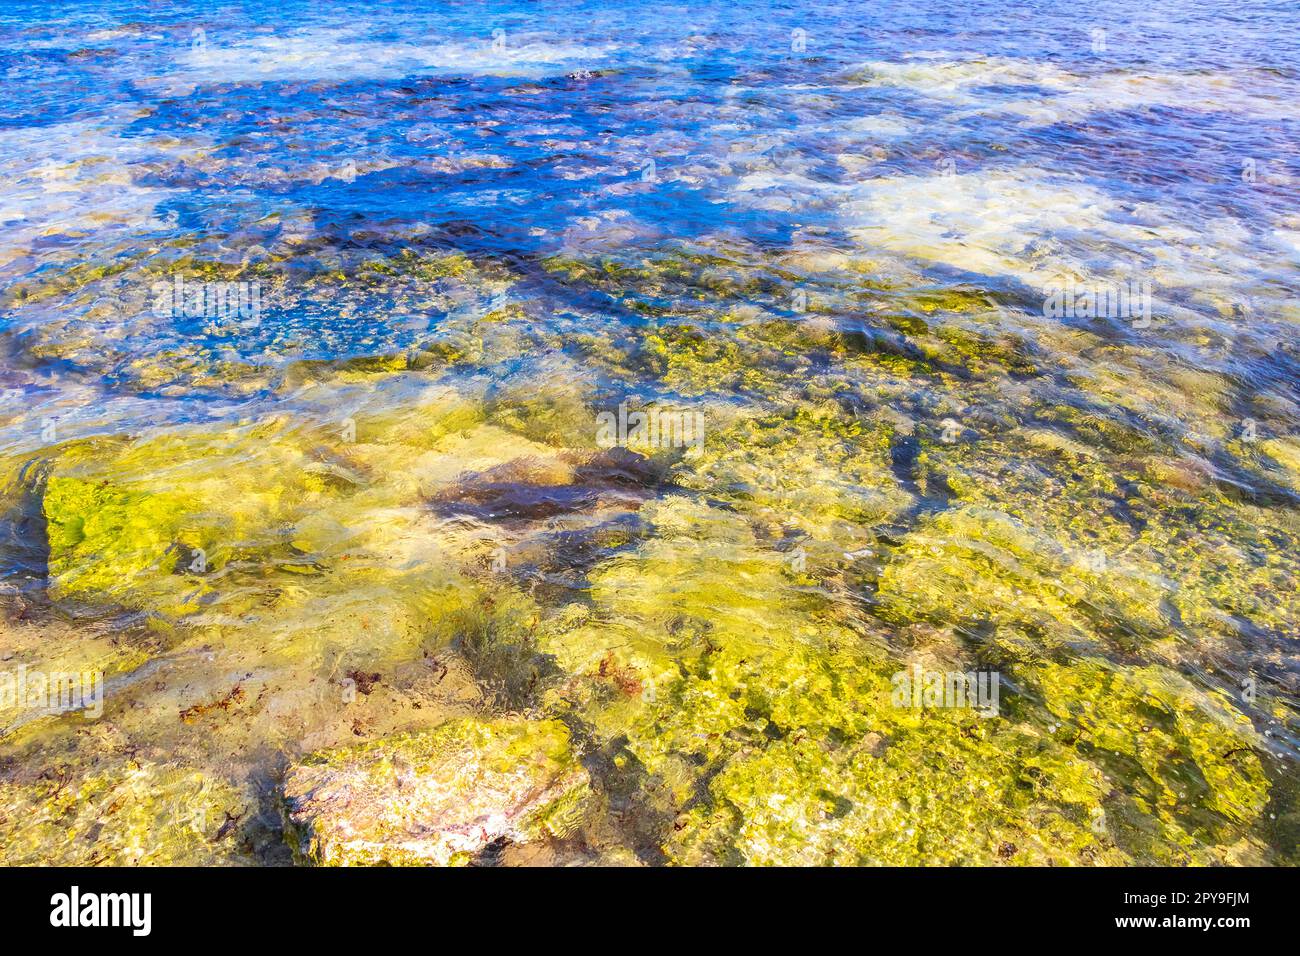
[0,0,1296,865]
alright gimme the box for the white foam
[848,56,1075,105]
[849,54,1300,123]
[841,114,913,139]
[1274,229,1300,258]
[0,118,192,267]
[840,166,1257,293]
[168,27,615,86]
[980,71,1300,125]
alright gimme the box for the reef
[0,220,1293,869]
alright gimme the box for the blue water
[1,1,1296,427]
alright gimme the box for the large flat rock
[282,716,590,866]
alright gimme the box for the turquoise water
[0,1,1297,865]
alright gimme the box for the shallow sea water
[0,0,1297,865]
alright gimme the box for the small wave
[170,26,616,86]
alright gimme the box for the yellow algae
[0,760,252,866]
[1030,660,1269,838]
[671,403,912,549]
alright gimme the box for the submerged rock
[672,403,913,549]
[523,497,1108,864]
[1031,659,1270,832]
[0,759,252,866]
[282,716,591,866]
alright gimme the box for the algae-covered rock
[4,203,1294,870]
[668,715,1120,866]
[641,321,801,396]
[526,497,1127,865]
[900,417,1300,653]
[43,473,198,610]
[1259,437,1300,492]
[36,421,346,616]
[31,388,550,621]
[0,614,160,738]
[671,404,913,548]
[875,504,1168,655]
[1030,659,1269,832]
[282,716,591,866]
[0,760,252,866]
[0,240,520,400]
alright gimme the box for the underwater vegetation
[0,0,1297,866]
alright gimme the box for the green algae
[0,614,159,739]
[541,248,776,306]
[38,424,342,617]
[641,322,795,396]
[44,474,200,611]
[0,241,521,399]
[874,503,1170,656]
[894,416,1300,651]
[485,374,599,448]
[5,359,1291,870]
[668,714,1119,866]
[517,497,1121,864]
[31,385,534,624]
